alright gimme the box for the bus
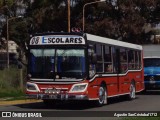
[143,45,160,90]
[26,32,144,106]
[144,57,160,90]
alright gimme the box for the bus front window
[56,49,86,79]
[29,49,86,79]
[29,49,55,78]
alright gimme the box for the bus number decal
[31,37,39,45]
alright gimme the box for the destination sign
[30,36,85,45]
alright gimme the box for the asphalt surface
[0,99,42,106]
[0,90,160,119]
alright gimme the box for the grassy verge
[0,88,24,98]
[5,96,26,101]
[0,66,26,99]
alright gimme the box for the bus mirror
[92,53,97,64]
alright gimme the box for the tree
[25,0,67,33]
[0,0,30,63]
[71,0,160,44]
[1,0,160,52]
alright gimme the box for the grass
[0,88,24,98]
[5,96,26,101]
[0,66,26,99]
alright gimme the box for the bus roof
[86,33,142,50]
[29,32,142,50]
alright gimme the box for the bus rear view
[144,57,160,90]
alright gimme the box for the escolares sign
[30,35,85,45]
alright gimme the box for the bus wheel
[95,85,107,106]
[128,82,136,100]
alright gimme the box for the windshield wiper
[61,77,76,79]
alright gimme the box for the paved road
[0,91,160,119]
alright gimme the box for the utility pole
[6,16,9,68]
[68,0,70,32]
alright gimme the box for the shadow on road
[15,101,98,110]
[137,90,160,95]
[14,96,138,110]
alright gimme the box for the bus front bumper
[26,94,88,100]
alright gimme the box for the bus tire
[95,85,107,106]
[128,82,136,100]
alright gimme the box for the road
[0,91,160,119]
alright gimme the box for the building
[0,40,18,69]
[8,40,18,54]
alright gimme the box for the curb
[0,99,42,106]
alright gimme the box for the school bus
[26,32,144,106]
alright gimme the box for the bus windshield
[144,58,160,67]
[29,49,86,79]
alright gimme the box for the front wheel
[94,85,107,106]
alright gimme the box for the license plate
[43,95,49,99]
[50,95,57,99]
[61,94,65,99]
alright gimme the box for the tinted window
[144,58,160,67]
[120,48,128,73]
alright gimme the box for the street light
[82,0,106,31]
[6,16,22,68]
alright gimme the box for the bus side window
[139,51,142,69]
[88,43,96,78]
[95,44,103,73]
[105,64,112,72]
[135,51,140,69]
[104,45,113,73]
[120,48,128,73]
[135,51,142,69]
[128,50,135,70]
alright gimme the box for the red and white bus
[26,32,144,106]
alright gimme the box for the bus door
[117,48,129,94]
[107,47,119,95]
[112,48,120,93]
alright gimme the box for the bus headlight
[69,83,88,93]
[27,84,36,90]
[26,82,40,92]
